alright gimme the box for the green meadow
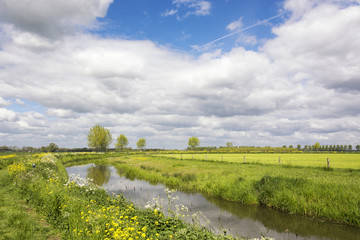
[158,153,360,169]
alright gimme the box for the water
[66,164,360,240]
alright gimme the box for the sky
[1,0,360,149]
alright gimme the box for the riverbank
[3,153,264,240]
[0,166,60,239]
[99,154,360,227]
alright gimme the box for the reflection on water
[86,165,111,186]
[66,164,360,240]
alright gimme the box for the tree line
[1,126,360,153]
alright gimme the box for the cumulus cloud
[0,0,360,148]
[0,0,113,38]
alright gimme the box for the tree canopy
[87,124,112,151]
[188,136,200,150]
[115,134,129,151]
[137,138,146,150]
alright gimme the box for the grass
[101,154,360,227]
[3,152,258,240]
[0,168,60,240]
[158,153,360,169]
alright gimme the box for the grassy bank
[102,154,360,227]
[3,153,266,240]
[0,156,60,239]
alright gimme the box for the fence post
[205,154,207,160]
[181,153,182,160]
[192,154,193,159]
[243,155,246,163]
[222,155,223,161]
[279,156,281,166]
[327,158,330,168]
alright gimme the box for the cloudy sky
[1,0,360,149]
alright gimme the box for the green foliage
[313,142,321,151]
[115,134,129,151]
[188,137,200,150]
[47,143,59,152]
[137,138,146,150]
[0,167,59,239]
[87,124,112,151]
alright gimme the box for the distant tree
[313,142,321,151]
[282,145,287,148]
[304,145,308,151]
[297,144,301,150]
[289,145,293,149]
[47,143,59,152]
[188,137,200,150]
[87,124,112,151]
[137,138,146,151]
[115,134,128,151]
[226,142,233,148]
[348,145,352,151]
[356,145,360,151]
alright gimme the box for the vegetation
[87,124,113,151]
[115,134,129,151]
[137,138,146,150]
[188,137,200,150]
[101,154,360,227]
[2,153,253,240]
[158,153,360,169]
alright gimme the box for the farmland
[157,153,360,169]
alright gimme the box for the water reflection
[86,164,111,186]
[66,164,360,240]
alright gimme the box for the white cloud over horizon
[1,0,360,149]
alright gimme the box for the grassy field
[104,154,360,227]
[0,155,60,240]
[1,153,247,240]
[157,153,360,169]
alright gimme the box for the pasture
[157,153,360,169]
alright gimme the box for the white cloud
[0,0,113,38]
[0,97,11,107]
[226,17,243,31]
[163,0,211,19]
[1,0,360,148]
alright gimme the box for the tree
[297,144,301,150]
[87,124,112,151]
[137,138,146,151]
[313,142,321,151]
[188,137,200,150]
[115,134,128,151]
[226,142,233,148]
[356,145,360,151]
[47,143,59,152]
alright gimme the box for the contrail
[198,13,286,48]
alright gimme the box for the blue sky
[1,0,360,149]
[97,0,284,52]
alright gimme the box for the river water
[66,164,360,240]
